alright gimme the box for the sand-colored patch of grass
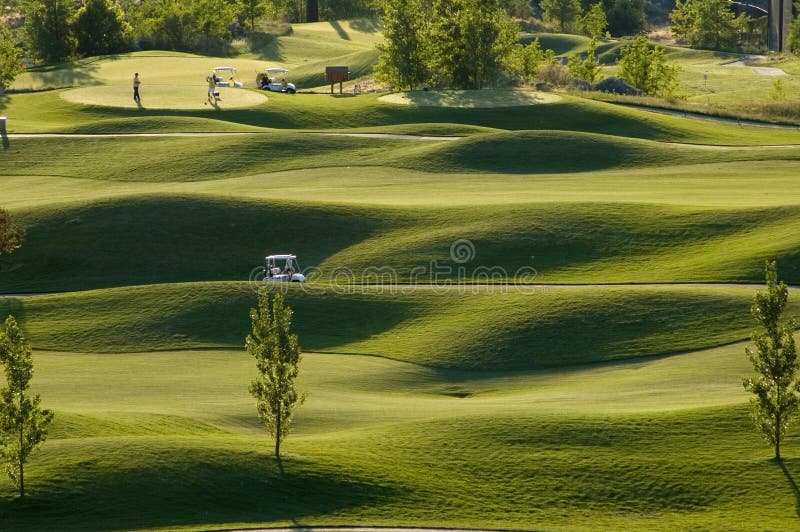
[379,89,560,108]
[60,84,268,110]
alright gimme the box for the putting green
[379,89,561,107]
[60,84,268,110]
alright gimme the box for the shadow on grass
[328,21,350,41]
[247,32,285,62]
[776,458,800,517]
[0,446,398,530]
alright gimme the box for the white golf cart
[264,254,306,283]
[212,66,244,88]
[257,67,296,93]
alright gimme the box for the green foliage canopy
[743,261,800,460]
[540,0,582,33]
[71,0,133,57]
[375,0,431,91]
[0,315,54,497]
[247,291,305,458]
[24,0,76,63]
[617,35,680,98]
[0,208,25,257]
[0,26,23,91]
[669,0,741,50]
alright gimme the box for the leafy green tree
[236,0,268,32]
[788,9,800,55]
[0,208,25,257]
[247,291,305,459]
[375,0,431,91]
[135,0,233,52]
[429,0,519,89]
[617,35,679,98]
[500,0,533,18]
[668,0,692,41]
[71,0,132,57]
[669,0,739,50]
[606,0,645,36]
[505,38,546,85]
[540,0,582,33]
[0,315,54,497]
[24,0,76,63]
[266,0,305,22]
[744,261,800,461]
[568,35,600,82]
[581,1,607,37]
[0,26,23,93]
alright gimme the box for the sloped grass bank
[1,347,797,530]
[6,197,800,293]
[2,282,792,370]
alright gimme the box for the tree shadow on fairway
[0,445,398,530]
[776,458,800,517]
[247,31,285,62]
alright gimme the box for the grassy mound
[378,90,561,108]
[1,348,797,530]
[3,282,791,370]
[6,197,800,293]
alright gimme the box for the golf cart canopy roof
[266,68,289,74]
[213,66,237,72]
[266,254,296,260]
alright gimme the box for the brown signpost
[325,66,350,94]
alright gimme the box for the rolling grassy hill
[2,20,800,532]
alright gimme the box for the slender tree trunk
[19,426,24,497]
[776,413,782,460]
[275,410,282,458]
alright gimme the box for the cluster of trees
[7,0,381,64]
[669,0,754,50]
[376,0,535,90]
[539,0,647,37]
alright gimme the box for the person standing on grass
[133,73,141,102]
[207,75,216,100]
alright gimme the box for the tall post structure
[769,0,793,52]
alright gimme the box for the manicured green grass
[3,25,800,532]
[0,348,797,530]
[4,282,797,371]
[5,197,800,293]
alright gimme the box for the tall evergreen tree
[744,261,800,460]
[0,315,54,497]
[247,292,305,458]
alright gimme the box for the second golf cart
[256,68,296,93]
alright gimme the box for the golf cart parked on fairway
[264,254,305,282]
[212,67,244,88]
[257,68,296,93]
